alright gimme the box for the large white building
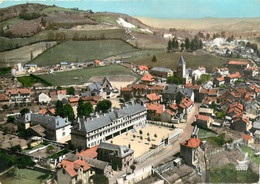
[71,103,147,149]
[38,92,51,104]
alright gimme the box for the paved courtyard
[107,124,176,158]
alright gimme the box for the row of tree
[55,99,112,121]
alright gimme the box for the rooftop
[145,103,165,114]
[181,138,201,148]
[141,74,155,82]
[229,61,249,65]
[77,145,98,159]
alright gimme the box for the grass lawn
[90,15,119,25]
[1,17,22,29]
[0,158,10,173]
[31,40,137,66]
[22,143,48,153]
[133,52,250,72]
[0,29,129,52]
[40,6,80,14]
[210,163,259,183]
[17,76,38,87]
[38,64,140,86]
[201,133,232,146]
[198,128,217,139]
[0,167,52,184]
[0,67,11,75]
[241,145,260,165]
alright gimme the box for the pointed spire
[177,55,186,66]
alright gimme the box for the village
[0,43,260,184]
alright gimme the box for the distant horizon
[1,0,260,19]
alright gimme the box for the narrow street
[109,103,200,183]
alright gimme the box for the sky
[1,0,260,18]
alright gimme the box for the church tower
[176,55,186,79]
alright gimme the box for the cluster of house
[204,38,260,64]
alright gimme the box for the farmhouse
[71,103,147,149]
[228,60,249,69]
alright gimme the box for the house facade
[150,67,173,78]
[71,103,147,149]
[6,88,31,104]
[38,92,51,104]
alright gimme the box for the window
[62,132,65,136]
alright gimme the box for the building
[133,84,148,97]
[226,72,242,84]
[145,103,165,121]
[179,97,194,115]
[213,77,225,87]
[57,158,92,184]
[136,65,149,75]
[242,134,254,145]
[176,56,191,84]
[228,61,249,69]
[71,103,147,149]
[97,142,134,171]
[146,93,161,103]
[180,138,204,167]
[38,92,51,104]
[244,66,259,78]
[150,67,173,78]
[141,75,155,85]
[162,84,182,104]
[6,88,31,104]
[231,117,249,132]
[196,114,213,128]
[16,113,72,142]
[120,87,133,98]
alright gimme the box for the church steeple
[176,55,186,79]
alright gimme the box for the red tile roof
[77,145,98,159]
[38,109,48,114]
[200,89,209,94]
[220,68,229,71]
[251,85,260,93]
[57,90,66,95]
[49,108,55,114]
[57,159,91,177]
[202,96,217,105]
[208,89,218,95]
[229,61,249,65]
[233,117,248,123]
[0,94,9,101]
[243,134,252,140]
[138,65,149,71]
[6,88,31,95]
[217,77,225,81]
[146,103,165,114]
[169,103,178,111]
[94,59,101,64]
[141,75,154,82]
[69,97,80,103]
[185,83,201,90]
[197,114,210,121]
[151,85,164,90]
[212,67,219,72]
[181,138,202,148]
[166,109,176,116]
[199,66,205,70]
[120,87,133,92]
[179,97,193,109]
[133,84,148,89]
[229,102,243,111]
[147,93,160,101]
[245,66,259,71]
[229,72,242,79]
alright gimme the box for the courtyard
[107,123,180,158]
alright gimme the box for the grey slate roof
[151,67,172,73]
[253,121,260,130]
[80,92,92,97]
[179,88,193,98]
[100,76,113,89]
[88,82,102,93]
[162,85,181,94]
[177,55,186,66]
[18,113,71,130]
[98,142,134,158]
[75,103,146,133]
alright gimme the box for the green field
[210,164,259,183]
[17,76,38,87]
[133,52,250,72]
[1,17,22,30]
[90,15,119,25]
[0,29,129,52]
[198,128,217,139]
[38,64,139,86]
[201,133,232,146]
[39,6,80,14]
[0,167,52,184]
[31,40,137,66]
[241,145,260,165]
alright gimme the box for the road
[109,103,200,184]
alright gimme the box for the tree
[47,145,54,153]
[152,55,157,62]
[55,100,63,116]
[130,164,136,173]
[123,94,131,102]
[77,99,94,118]
[7,116,15,123]
[216,111,226,119]
[90,174,109,184]
[57,86,62,90]
[96,100,112,113]
[30,51,33,60]
[20,108,30,116]
[154,133,157,138]
[176,92,183,104]
[181,42,185,50]
[185,38,190,49]
[66,87,75,95]
[10,145,22,152]
[206,33,210,40]
[63,104,75,121]
[167,76,182,84]
[139,130,143,135]
[198,74,211,84]
[167,39,172,51]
